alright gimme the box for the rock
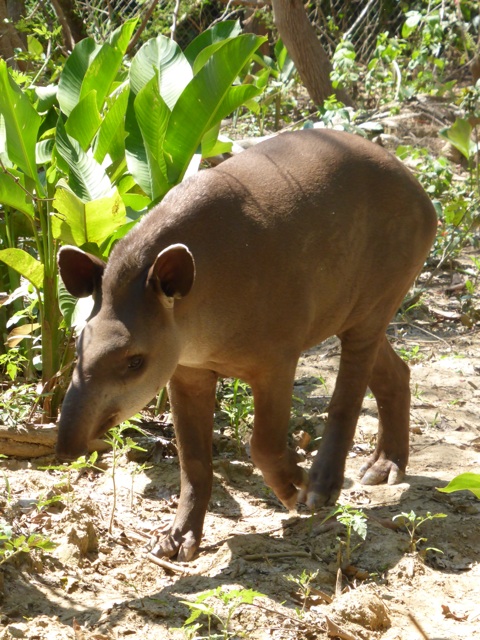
[67,521,98,556]
[4,623,28,638]
[54,542,79,565]
[330,587,391,631]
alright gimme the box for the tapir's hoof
[359,458,405,486]
[302,487,342,511]
[151,531,199,562]
[277,468,309,511]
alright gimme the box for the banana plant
[0,19,265,418]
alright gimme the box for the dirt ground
[1,107,480,639]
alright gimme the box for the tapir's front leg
[152,366,218,562]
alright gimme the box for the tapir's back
[106,128,436,356]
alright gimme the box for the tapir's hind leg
[306,331,383,510]
[152,366,218,562]
[249,362,308,510]
[359,335,410,485]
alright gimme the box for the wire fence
[73,0,406,60]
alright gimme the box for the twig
[408,612,431,639]
[210,0,235,26]
[28,37,52,87]
[242,550,311,560]
[252,602,319,630]
[344,0,377,39]
[325,615,360,640]
[147,552,198,575]
[335,567,343,598]
[171,0,182,41]
[127,0,161,54]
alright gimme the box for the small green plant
[392,510,447,554]
[180,587,265,639]
[0,524,56,566]
[104,419,147,533]
[0,455,12,505]
[0,383,44,428]
[129,461,152,510]
[398,344,423,364]
[323,504,368,567]
[0,348,28,381]
[286,569,319,616]
[437,472,480,499]
[41,451,103,506]
[219,378,254,450]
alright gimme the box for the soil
[1,102,480,640]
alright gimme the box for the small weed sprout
[42,451,102,507]
[323,504,368,567]
[393,510,447,555]
[179,587,265,639]
[0,455,12,505]
[219,378,254,450]
[0,524,56,566]
[104,419,147,533]
[398,344,423,364]
[129,461,152,510]
[286,569,319,616]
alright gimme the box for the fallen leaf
[441,604,468,621]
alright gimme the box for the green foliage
[41,451,102,506]
[398,344,423,364]
[0,20,265,419]
[0,524,56,566]
[0,383,41,428]
[438,473,480,499]
[393,510,447,555]
[218,378,254,449]
[179,587,265,639]
[323,504,367,567]
[286,569,319,616]
[104,419,147,533]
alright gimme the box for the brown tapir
[56,128,437,561]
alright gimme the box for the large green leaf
[125,92,169,200]
[52,185,127,246]
[0,172,36,218]
[80,43,124,110]
[133,75,170,199]
[130,35,192,109]
[107,17,138,55]
[164,35,265,184]
[201,123,232,158]
[0,248,44,290]
[438,473,480,499]
[55,118,112,201]
[57,38,100,116]
[184,20,242,67]
[0,60,42,188]
[65,90,102,150]
[94,83,130,164]
[440,118,476,161]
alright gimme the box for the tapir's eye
[127,355,144,371]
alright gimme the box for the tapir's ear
[147,243,195,303]
[58,246,106,298]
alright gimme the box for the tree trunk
[50,0,87,51]
[270,0,354,107]
[0,0,27,69]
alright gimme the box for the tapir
[56,128,437,561]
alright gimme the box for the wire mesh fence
[72,0,406,60]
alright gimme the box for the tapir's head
[56,242,195,460]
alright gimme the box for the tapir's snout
[56,380,121,461]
